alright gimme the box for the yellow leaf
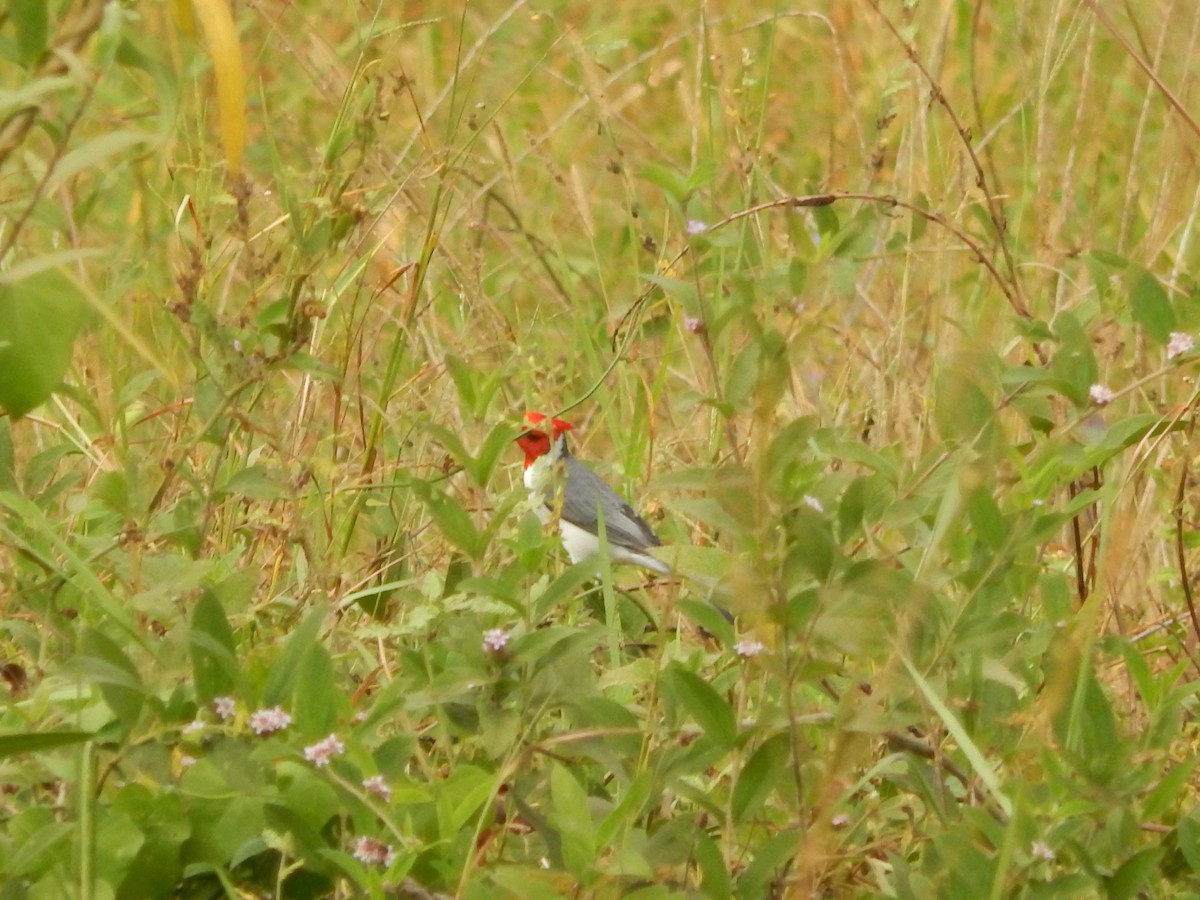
[190,0,245,176]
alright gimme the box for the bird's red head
[516,411,573,469]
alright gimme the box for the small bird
[515,411,670,574]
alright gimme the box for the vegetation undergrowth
[2,1,1200,897]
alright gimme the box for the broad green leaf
[262,605,327,707]
[1048,311,1099,406]
[413,480,483,558]
[439,765,494,835]
[0,76,73,115]
[934,364,993,443]
[81,629,145,730]
[692,826,731,898]
[731,732,790,825]
[640,163,689,203]
[0,731,94,758]
[1141,760,1196,822]
[11,0,49,66]
[113,786,188,898]
[966,487,1006,550]
[0,269,86,418]
[1178,816,1200,874]
[445,354,477,413]
[1129,267,1174,344]
[1108,847,1164,900]
[661,664,737,749]
[190,588,239,701]
[45,131,158,194]
[786,506,837,582]
[639,273,699,305]
[217,464,288,501]
[676,598,735,643]
[736,829,801,897]
[0,418,14,490]
[292,643,339,736]
[551,762,596,881]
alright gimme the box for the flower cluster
[482,628,510,653]
[735,639,768,658]
[248,706,292,735]
[303,733,346,767]
[352,836,396,867]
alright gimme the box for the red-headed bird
[515,412,669,574]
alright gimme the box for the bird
[515,411,670,575]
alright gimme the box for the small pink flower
[181,719,205,735]
[735,639,767,658]
[483,628,510,653]
[1031,840,1055,861]
[685,219,708,235]
[248,706,292,735]
[831,813,851,828]
[1088,384,1115,406]
[213,696,236,720]
[363,775,392,801]
[684,315,705,334]
[352,836,396,866]
[304,733,345,767]
[1167,332,1195,360]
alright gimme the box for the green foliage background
[2,0,1200,897]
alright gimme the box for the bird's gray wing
[561,456,662,551]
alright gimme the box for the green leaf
[736,829,801,896]
[11,0,49,66]
[966,488,1006,550]
[786,507,837,582]
[550,762,596,880]
[661,664,737,749]
[0,269,86,418]
[1089,249,1129,268]
[445,353,477,412]
[81,629,145,730]
[190,589,239,701]
[0,76,73,116]
[0,418,15,491]
[731,732,790,824]
[676,597,735,643]
[692,826,731,898]
[902,656,1011,818]
[684,159,718,194]
[413,480,483,558]
[1048,311,1099,406]
[113,785,188,898]
[1129,267,1175,344]
[531,554,605,620]
[262,605,327,707]
[640,163,689,204]
[1142,759,1196,822]
[292,642,339,736]
[0,730,94,758]
[45,130,158,194]
[788,258,808,295]
[934,363,994,443]
[1178,816,1200,874]
[217,464,288,501]
[1107,847,1164,900]
[439,765,495,835]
